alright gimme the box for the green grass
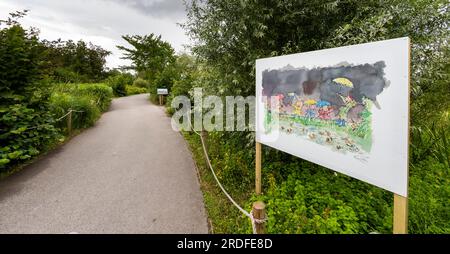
[182,131,253,233]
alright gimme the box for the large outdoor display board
[256,37,410,197]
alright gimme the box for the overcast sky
[0,0,190,68]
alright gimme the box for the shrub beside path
[0,94,208,233]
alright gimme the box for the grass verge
[182,131,254,234]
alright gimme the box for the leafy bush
[165,54,198,108]
[1,81,113,173]
[0,12,112,175]
[0,104,60,172]
[53,67,89,83]
[76,84,113,111]
[132,78,149,88]
[0,15,61,173]
[106,73,133,97]
[52,83,113,110]
[49,83,113,129]
[50,92,100,130]
[252,165,392,234]
[150,54,197,106]
[126,85,147,95]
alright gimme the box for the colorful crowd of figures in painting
[262,62,389,158]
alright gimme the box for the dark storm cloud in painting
[262,62,389,109]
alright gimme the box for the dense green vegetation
[42,39,111,83]
[117,35,195,103]
[0,11,116,176]
[125,85,148,96]
[50,83,113,129]
[1,1,448,234]
[167,0,449,233]
[1,12,58,174]
[105,72,133,97]
[0,10,150,176]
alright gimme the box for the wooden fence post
[67,109,72,135]
[252,201,266,234]
[201,129,208,151]
[255,142,262,195]
[393,194,408,234]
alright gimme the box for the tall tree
[117,34,175,82]
[42,39,111,83]
[0,10,44,100]
[184,0,386,96]
[185,0,448,100]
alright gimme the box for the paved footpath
[0,94,208,233]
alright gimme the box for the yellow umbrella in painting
[333,77,354,88]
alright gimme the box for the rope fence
[25,109,84,132]
[54,110,73,122]
[187,112,267,234]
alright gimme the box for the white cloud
[0,0,190,68]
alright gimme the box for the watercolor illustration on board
[261,62,389,161]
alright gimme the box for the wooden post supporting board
[393,194,408,234]
[159,95,163,105]
[252,201,266,234]
[255,142,262,195]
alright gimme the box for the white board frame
[255,37,410,197]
